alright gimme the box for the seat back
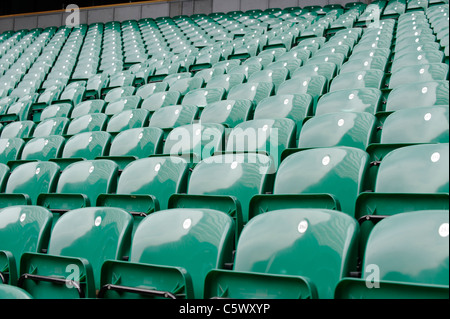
[0,205,53,284]
[108,127,163,159]
[298,112,377,150]
[374,143,449,194]
[45,207,132,291]
[62,131,111,160]
[187,153,274,223]
[56,159,118,206]
[3,161,60,205]
[129,208,235,299]
[233,208,359,299]
[117,157,189,210]
[361,210,448,286]
[276,147,369,217]
[20,135,66,161]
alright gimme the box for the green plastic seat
[106,109,150,134]
[149,105,198,132]
[204,208,359,299]
[315,88,383,116]
[96,127,163,170]
[253,94,313,130]
[0,205,53,285]
[367,106,449,162]
[18,207,133,298]
[59,131,111,162]
[385,80,449,112]
[0,121,35,139]
[330,69,385,91]
[37,159,119,218]
[226,82,274,106]
[0,161,60,207]
[199,99,252,128]
[391,50,444,73]
[339,56,388,74]
[141,91,182,113]
[181,88,225,109]
[251,146,369,219]
[104,95,142,116]
[335,210,449,299]
[296,111,377,151]
[18,135,65,163]
[205,73,245,92]
[388,63,449,89]
[103,86,136,103]
[0,137,24,164]
[32,117,70,138]
[291,62,337,84]
[135,82,168,100]
[168,76,204,96]
[356,143,449,221]
[305,52,346,71]
[97,156,189,228]
[99,208,234,299]
[163,123,225,162]
[65,113,108,135]
[54,86,85,106]
[70,100,106,119]
[0,284,33,299]
[39,103,73,121]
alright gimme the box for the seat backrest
[329,69,384,91]
[106,109,150,133]
[0,137,24,164]
[0,163,9,191]
[380,106,449,144]
[275,147,369,217]
[56,160,118,205]
[361,210,448,286]
[117,156,189,210]
[48,207,133,289]
[66,113,108,135]
[385,80,449,112]
[375,143,449,194]
[20,135,66,161]
[187,153,274,223]
[108,127,163,158]
[0,121,34,139]
[148,105,198,130]
[315,88,382,116]
[0,205,53,282]
[233,208,359,299]
[130,208,235,299]
[163,123,225,161]
[4,161,60,205]
[199,100,252,128]
[70,100,105,119]
[298,112,377,150]
[32,117,70,138]
[253,94,312,124]
[62,131,111,160]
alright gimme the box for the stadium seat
[0,137,24,164]
[163,123,225,162]
[0,284,33,299]
[204,208,359,299]
[65,113,108,136]
[37,159,118,218]
[0,205,53,285]
[106,109,150,135]
[335,210,449,299]
[251,146,369,219]
[18,207,133,298]
[32,117,70,138]
[356,143,449,220]
[315,88,383,116]
[199,100,252,128]
[99,208,234,299]
[296,111,377,151]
